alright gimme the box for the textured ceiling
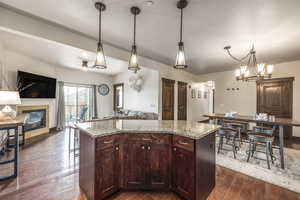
[1,0,300,74]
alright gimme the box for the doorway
[177,81,187,120]
[64,84,93,124]
[162,78,175,120]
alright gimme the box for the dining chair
[247,126,276,169]
[217,126,239,159]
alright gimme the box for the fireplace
[23,109,47,132]
[17,105,50,139]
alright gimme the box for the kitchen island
[77,120,220,200]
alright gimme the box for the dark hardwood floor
[0,130,299,200]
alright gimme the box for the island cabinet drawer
[172,135,195,152]
[95,135,120,151]
[151,134,171,144]
[124,134,153,143]
[124,133,171,145]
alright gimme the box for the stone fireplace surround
[17,105,49,139]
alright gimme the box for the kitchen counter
[79,120,219,200]
[76,120,220,139]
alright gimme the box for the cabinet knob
[147,146,151,151]
[141,145,145,150]
[115,146,119,151]
[173,147,177,151]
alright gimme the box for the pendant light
[174,0,188,69]
[94,2,107,69]
[128,6,141,73]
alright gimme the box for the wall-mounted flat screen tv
[17,71,57,98]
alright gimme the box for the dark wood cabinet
[257,77,294,138]
[172,146,195,200]
[124,135,171,190]
[148,143,171,189]
[124,143,147,189]
[79,131,216,200]
[95,145,120,199]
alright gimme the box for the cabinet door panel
[95,146,119,199]
[172,147,195,200]
[148,144,170,189]
[124,143,147,189]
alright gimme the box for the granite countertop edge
[76,126,221,140]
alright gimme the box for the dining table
[203,113,300,169]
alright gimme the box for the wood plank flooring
[0,130,299,200]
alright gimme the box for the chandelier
[224,45,274,81]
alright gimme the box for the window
[113,83,124,111]
[64,84,93,124]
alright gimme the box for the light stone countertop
[76,120,220,140]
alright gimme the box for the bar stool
[67,123,79,158]
[247,126,275,169]
[217,127,239,159]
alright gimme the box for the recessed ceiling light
[144,0,154,6]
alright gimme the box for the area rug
[216,140,300,193]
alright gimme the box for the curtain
[92,85,98,119]
[56,81,66,130]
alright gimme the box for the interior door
[257,77,294,138]
[162,78,175,120]
[177,81,187,120]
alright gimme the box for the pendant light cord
[99,8,102,42]
[133,13,136,46]
[180,8,183,43]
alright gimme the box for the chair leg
[269,142,274,164]
[232,137,236,159]
[266,142,271,169]
[68,127,71,154]
[251,143,256,157]
[217,136,223,154]
[247,140,252,162]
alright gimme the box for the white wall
[2,50,114,128]
[188,82,213,121]
[113,67,159,113]
[198,59,300,137]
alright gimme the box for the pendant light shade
[128,6,141,73]
[174,0,188,69]
[95,42,107,69]
[94,2,107,69]
[129,45,140,73]
[175,42,187,69]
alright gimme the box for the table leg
[279,125,285,169]
[14,127,19,178]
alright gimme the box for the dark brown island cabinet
[79,123,217,200]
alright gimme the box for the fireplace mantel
[17,105,50,139]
